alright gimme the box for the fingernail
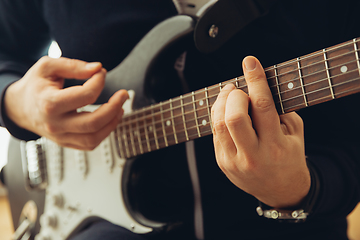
[222,83,235,91]
[86,62,101,70]
[243,56,257,71]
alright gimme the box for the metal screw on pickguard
[209,24,219,38]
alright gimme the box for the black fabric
[0,0,360,240]
[69,221,146,240]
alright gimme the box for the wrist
[256,158,320,222]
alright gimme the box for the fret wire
[267,39,360,79]
[120,68,360,141]
[276,58,359,95]
[277,73,360,106]
[354,38,360,77]
[128,117,137,156]
[134,111,211,140]
[119,59,358,130]
[119,74,360,150]
[121,54,358,128]
[180,95,189,141]
[169,99,178,144]
[116,127,126,158]
[143,111,151,152]
[122,124,131,158]
[192,91,201,137]
[119,65,353,130]
[118,42,360,127]
[297,57,309,106]
[323,49,335,99]
[114,38,360,158]
[273,65,285,113]
[128,119,212,148]
[120,52,359,126]
[268,48,360,85]
[135,113,143,155]
[282,77,360,112]
[151,105,160,150]
[205,87,213,132]
[159,102,168,147]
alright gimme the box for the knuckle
[225,112,249,128]
[43,122,60,134]
[64,58,80,70]
[254,97,273,111]
[213,119,227,133]
[37,56,51,69]
[41,98,57,116]
[82,118,100,132]
[248,74,264,83]
[84,136,100,150]
[83,89,99,104]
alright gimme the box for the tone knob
[52,193,64,208]
[40,213,57,228]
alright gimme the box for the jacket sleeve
[0,0,51,140]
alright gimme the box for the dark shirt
[0,0,359,239]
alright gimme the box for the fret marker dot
[148,126,153,132]
[340,65,348,73]
[202,119,207,126]
[199,100,204,106]
[166,120,171,126]
[287,82,294,89]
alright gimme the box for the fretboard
[115,38,360,158]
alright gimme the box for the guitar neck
[115,38,360,158]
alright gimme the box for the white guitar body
[35,92,154,240]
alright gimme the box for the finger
[279,112,303,135]
[55,89,128,134]
[38,56,103,80]
[225,88,257,152]
[242,56,281,140]
[211,84,237,157]
[54,112,121,151]
[45,69,107,114]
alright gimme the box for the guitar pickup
[20,138,48,191]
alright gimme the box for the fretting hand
[211,56,311,208]
[4,56,129,150]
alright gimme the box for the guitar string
[114,41,358,145]
[117,39,360,156]
[119,58,360,128]
[118,75,360,155]
[266,45,360,83]
[271,58,358,95]
[121,75,360,157]
[117,70,360,143]
[274,68,360,105]
[120,85,360,158]
[267,55,359,88]
[119,46,360,124]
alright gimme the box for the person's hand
[4,56,129,150]
[211,56,310,209]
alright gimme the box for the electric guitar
[8,13,360,240]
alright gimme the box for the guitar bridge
[20,138,48,191]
